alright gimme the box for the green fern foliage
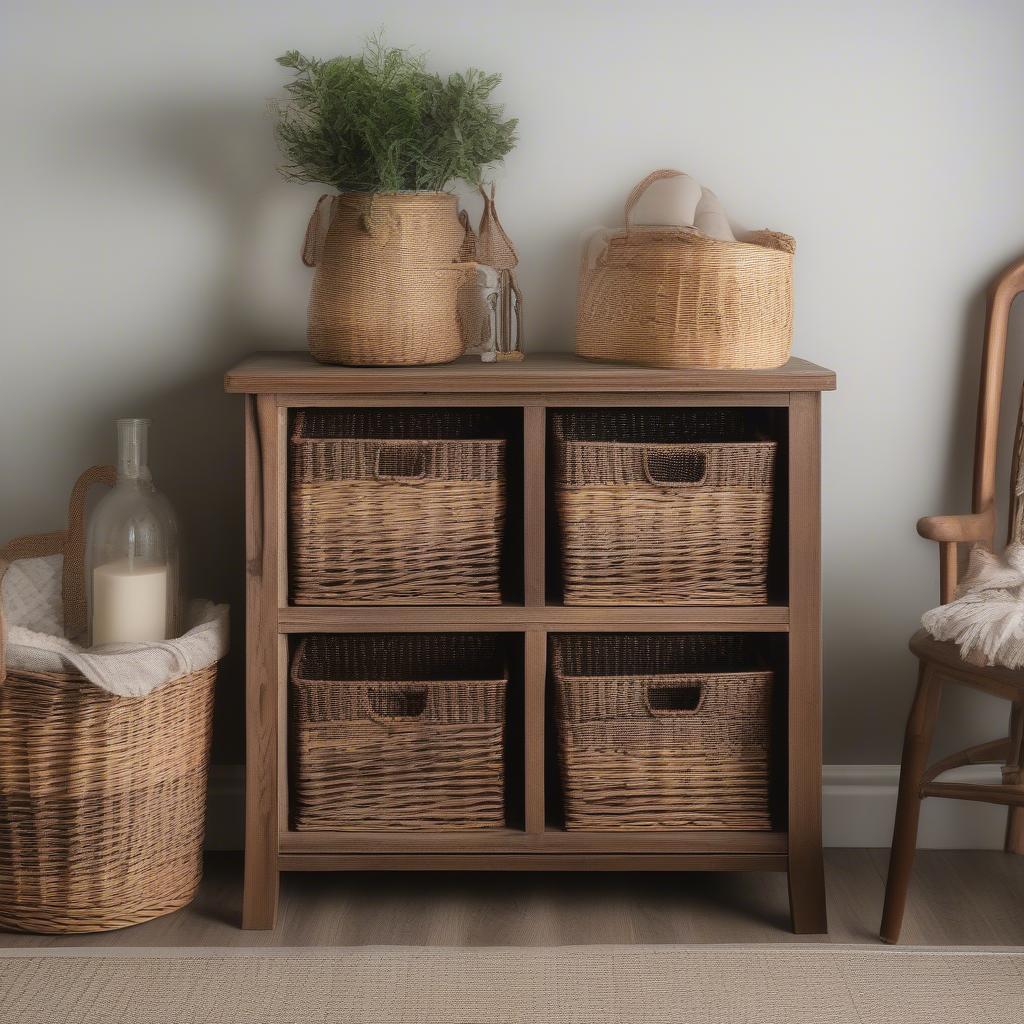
[274,39,518,193]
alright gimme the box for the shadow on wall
[49,97,313,763]
[824,266,1024,765]
[926,269,1024,759]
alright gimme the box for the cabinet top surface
[224,351,836,395]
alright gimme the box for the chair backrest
[1010,384,1024,546]
[971,256,1024,545]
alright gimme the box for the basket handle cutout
[642,449,707,487]
[373,446,427,482]
[368,688,428,720]
[645,683,703,716]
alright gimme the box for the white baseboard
[822,764,1009,849]
[206,763,1012,852]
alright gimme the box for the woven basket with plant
[275,39,517,365]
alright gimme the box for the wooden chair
[880,255,1024,943]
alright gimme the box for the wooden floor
[3,850,1023,947]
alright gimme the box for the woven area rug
[2,945,1022,1024]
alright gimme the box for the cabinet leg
[242,393,282,930]
[788,848,827,934]
[786,391,827,934]
[243,850,279,930]
[880,664,942,943]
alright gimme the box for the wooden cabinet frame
[226,353,836,932]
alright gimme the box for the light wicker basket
[289,410,507,605]
[576,169,794,369]
[553,410,777,605]
[0,467,217,933]
[303,192,477,366]
[290,633,508,831]
[551,633,773,831]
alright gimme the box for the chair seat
[909,628,1024,694]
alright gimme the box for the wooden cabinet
[225,352,836,932]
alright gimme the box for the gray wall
[3,0,1024,765]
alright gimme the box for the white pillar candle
[92,558,168,646]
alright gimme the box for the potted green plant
[275,40,518,365]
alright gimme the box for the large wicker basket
[290,409,507,605]
[290,634,508,831]
[552,410,777,605]
[576,169,794,369]
[0,467,217,933]
[551,633,773,831]
[302,191,477,366]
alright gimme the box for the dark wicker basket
[290,410,506,605]
[551,633,773,830]
[552,410,777,605]
[290,633,508,831]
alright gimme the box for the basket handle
[459,207,478,261]
[372,445,427,482]
[623,169,685,230]
[642,449,708,487]
[644,681,704,717]
[368,688,428,721]
[301,194,334,268]
[0,465,115,682]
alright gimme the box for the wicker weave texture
[576,170,793,370]
[0,467,217,933]
[303,192,474,366]
[0,667,216,933]
[290,634,508,831]
[552,634,773,831]
[553,411,777,605]
[290,410,506,605]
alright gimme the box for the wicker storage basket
[551,633,773,830]
[290,410,507,605]
[576,169,794,369]
[553,410,777,605]
[0,467,216,933]
[302,191,477,366]
[290,633,508,831]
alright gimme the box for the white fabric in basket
[3,553,228,697]
[2,553,63,635]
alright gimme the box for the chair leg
[880,663,943,944]
[1005,701,1024,855]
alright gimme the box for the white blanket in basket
[2,553,229,696]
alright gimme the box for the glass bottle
[86,419,181,646]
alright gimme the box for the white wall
[3,0,1024,767]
